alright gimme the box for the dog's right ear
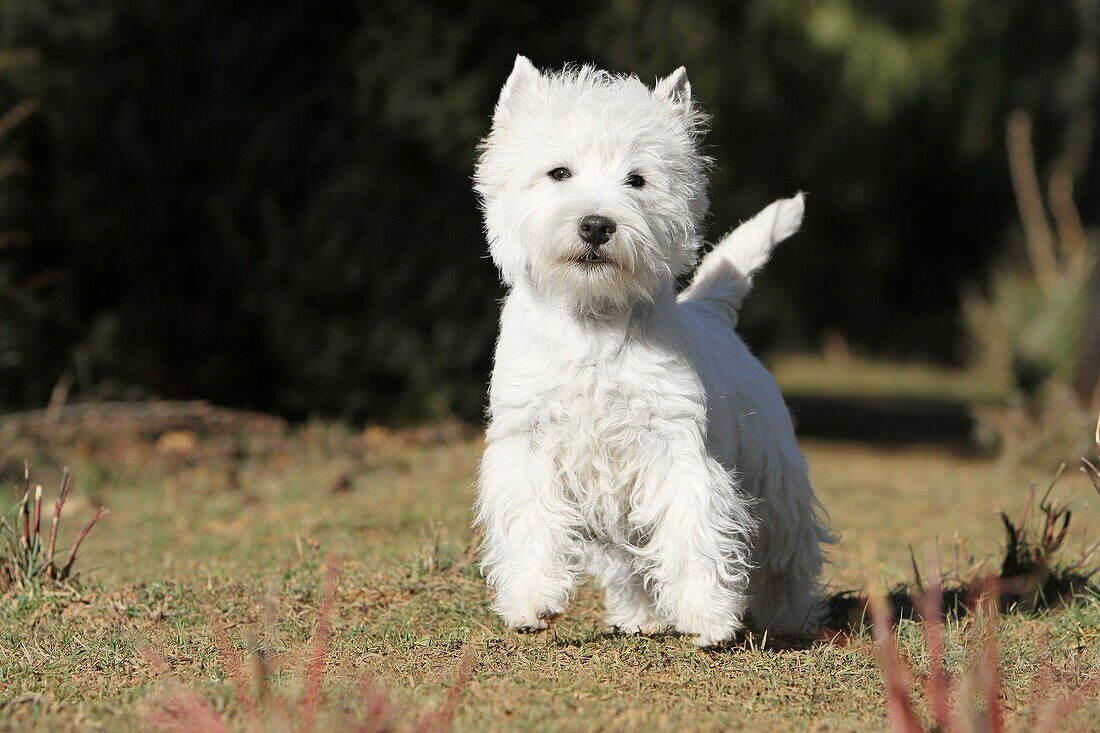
[494,55,541,124]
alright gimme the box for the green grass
[1,421,1098,732]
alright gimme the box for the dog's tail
[679,194,805,325]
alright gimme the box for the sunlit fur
[474,56,833,646]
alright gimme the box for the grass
[869,578,1100,733]
[1,418,1098,732]
[770,354,1006,405]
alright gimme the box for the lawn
[1,414,1098,732]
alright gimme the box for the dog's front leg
[631,437,756,646]
[476,432,581,632]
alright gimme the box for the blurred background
[0,0,1097,459]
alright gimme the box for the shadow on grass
[821,569,1098,638]
[537,567,1098,654]
[786,394,977,448]
[688,571,1098,654]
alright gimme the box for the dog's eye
[548,167,572,181]
[626,173,646,188]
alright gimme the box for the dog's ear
[494,55,541,124]
[654,66,692,109]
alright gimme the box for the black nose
[578,215,617,246]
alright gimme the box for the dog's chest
[491,298,706,542]
[529,358,694,542]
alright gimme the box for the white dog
[474,56,832,646]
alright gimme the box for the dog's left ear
[654,67,692,109]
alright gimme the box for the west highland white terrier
[473,56,833,646]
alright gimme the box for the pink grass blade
[869,596,923,733]
[209,614,261,732]
[871,594,924,730]
[44,468,69,578]
[145,687,233,733]
[1037,463,1066,509]
[297,557,341,733]
[913,584,952,732]
[972,577,1004,733]
[1016,481,1036,536]
[415,640,477,733]
[352,680,393,733]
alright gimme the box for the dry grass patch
[1,417,1097,732]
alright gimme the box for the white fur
[474,56,833,646]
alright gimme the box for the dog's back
[677,201,835,630]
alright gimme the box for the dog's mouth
[572,248,611,266]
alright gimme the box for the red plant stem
[45,469,69,578]
[973,577,1004,733]
[416,640,476,733]
[1038,463,1065,509]
[357,680,393,733]
[19,485,30,550]
[60,507,107,579]
[298,557,340,733]
[914,584,952,732]
[31,485,42,548]
[1017,482,1036,533]
[869,595,924,733]
[143,689,233,733]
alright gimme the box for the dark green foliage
[0,0,1092,420]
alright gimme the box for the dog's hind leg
[747,545,825,635]
[746,459,831,635]
[590,548,667,634]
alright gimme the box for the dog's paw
[691,629,737,648]
[678,620,740,648]
[507,609,559,634]
[609,621,669,636]
[683,616,743,648]
[669,595,744,648]
[605,607,669,636]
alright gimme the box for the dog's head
[475,56,709,315]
